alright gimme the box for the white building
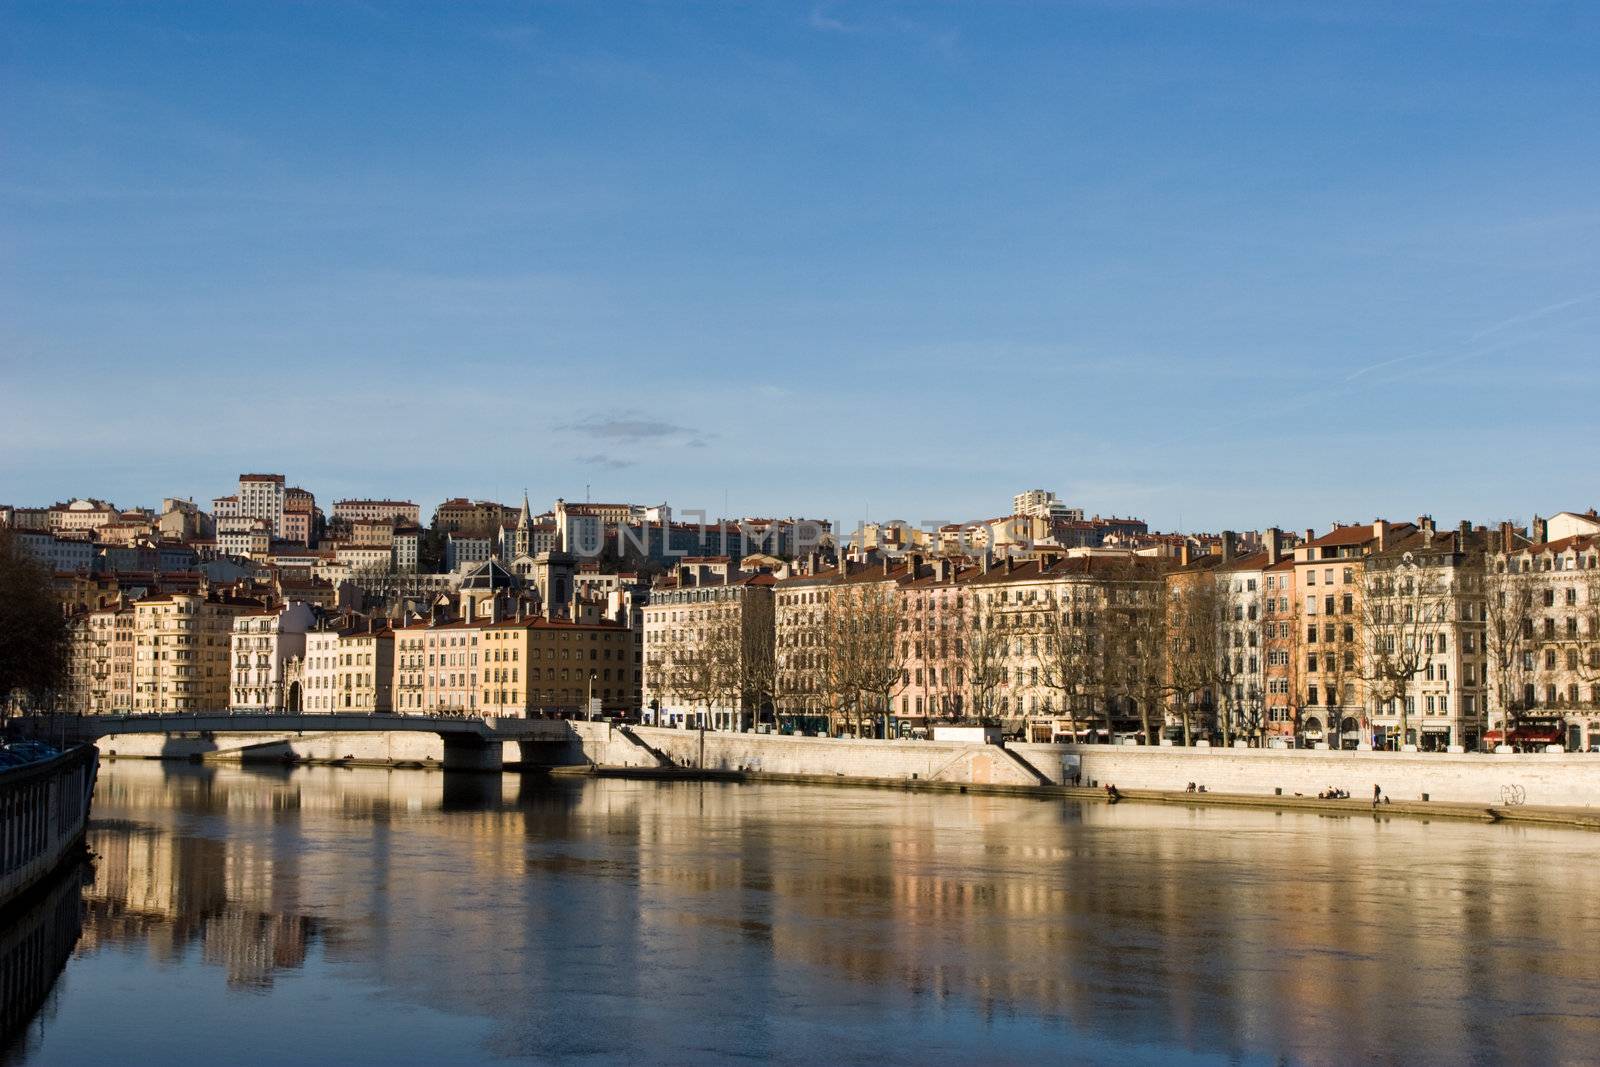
[1012,489,1084,524]
[229,602,319,711]
[392,526,421,574]
[331,499,421,526]
[237,473,287,538]
[300,617,395,713]
[12,531,95,573]
[446,534,492,572]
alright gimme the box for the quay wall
[88,720,1600,809]
[561,723,1042,785]
[566,725,1600,809]
[1016,743,1600,809]
[99,731,446,765]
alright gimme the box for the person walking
[1372,783,1382,809]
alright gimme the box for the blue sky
[2,1,1597,533]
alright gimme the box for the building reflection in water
[34,760,1600,1065]
[0,862,86,1063]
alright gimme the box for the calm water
[4,761,1600,1066]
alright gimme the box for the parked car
[3,741,59,763]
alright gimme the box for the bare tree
[1577,564,1600,690]
[738,596,777,731]
[1037,584,1093,741]
[1362,555,1452,748]
[0,529,68,719]
[1094,559,1167,744]
[819,583,864,736]
[853,582,905,739]
[1166,571,1228,746]
[1483,563,1535,747]
[960,590,1007,725]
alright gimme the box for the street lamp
[587,669,598,720]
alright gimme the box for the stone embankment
[91,719,1600,829]
[559,723,1600,829]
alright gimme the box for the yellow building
[482,616,638,716]
[133,590,263,712]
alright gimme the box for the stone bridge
[33,712,576,771]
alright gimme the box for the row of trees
[656,535,1600,746]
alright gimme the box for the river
[3,760,1599,1066]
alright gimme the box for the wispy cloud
[575,453,636,470]
[808,5,854,33]
[1343,290,1600,384]
[562,412,706,443]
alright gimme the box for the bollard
[1275,787,1282,796]
[1421,793,1429,802]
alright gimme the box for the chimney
[1500,521,1515,554]
[881,556,891,577]
[1458,519,1471,538]
[981,553,991,575]
[1004,555,1015,574]
[1221,530,1236,563]
[1532,515,1548,544]
[907,552,922,580]
[1265,527,1283,566]
[1180,540,1192,567]
[1419,514,1435,538]
[1373,519,1388,551]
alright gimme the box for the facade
[476,616,641,718]
[237,474,287,538]
[300,617,395,714]
[1288,522,1398,748]
[12,532,96,573]
[1013,489,1084,523]
[70,606,137,714]
[432,498,513,535]
[1361,522,1490,751]
[134,591,263,712]
[228,603,319,711]
[392,620,484,714]
[332,499,420,526]
[392,525,421,574]
[48,499,119,533]
[445,534,492,572]
[334,543,392,575]
[1493,532,1600,750]
[643,570,775,729]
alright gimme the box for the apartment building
[431,498,513,536]
[229,602,319,711]
[1288,522,1407,748]
[134,590,263,712]
[773,567,838,735]
[1013,489,1084,523]
[392,619,483,714]
[237,474,287,538]
[300,616,395,714]
[478,616,640,717]
[1361,521,1489,751]
[1494,530,1600,750]
[643,568,775,729]
[66,606,135,714]
[48,498,120,534]
[332,499,420,526]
